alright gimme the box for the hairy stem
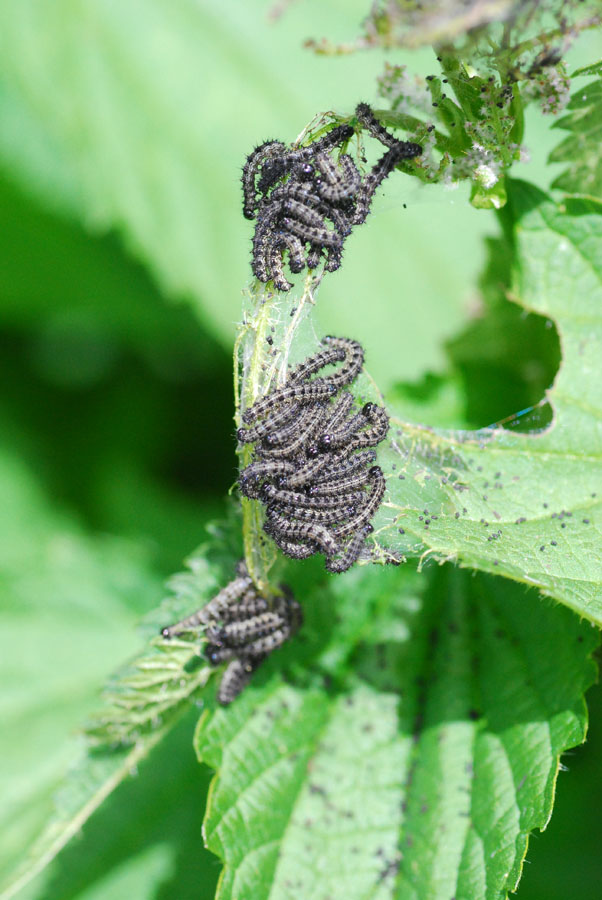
[234,273,322,589]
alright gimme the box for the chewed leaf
[195,564,597,900]
[372,183,602,621]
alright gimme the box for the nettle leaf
[23,712,219,900]
[0,450,163,897]
[195,562,598,900]
[549,77,602,197]
[0,173,219,365]
[571,60,602,78]
[372,181,602,621]
[3,522,236,899]
[84,530,240,748]
[5,730,175,900]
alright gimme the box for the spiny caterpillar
[238,336,389,572]
[242,104,421,290]
[161,561,301,705]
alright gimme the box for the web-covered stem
[233,273,321,589]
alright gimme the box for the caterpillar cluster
[238,336,389,572]
[242,103,422,291]
[161,560,302,705]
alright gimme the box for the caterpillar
[264,511,341,557]
[315,152,361,202]
[262,482,366,511]
[325,524,374,574]
[238,337,390,575]
[256,402,327,458]
[333,467,386,538]
[243,379,337,425]
[161,565,252,637]
[243,107,419,291]
[242,140,286,219]
[237,401,301,444]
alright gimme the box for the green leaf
[85,525,245,747]
[515,678,602,900]
[571,60,602,78]
[0,0,493,390]
[0,173,216,361]
[2,518,241,899]
[195,562,598,900]
[4,730,175,900]
[0,169,235,571]
[373,182,602,621]
[19,712,218,900]
[391,231,561,433]
[389,373,468,429]
[0,450,164,896]
[445,232,561,429]
[549,78,602,197]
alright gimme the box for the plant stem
[233,273,321,589]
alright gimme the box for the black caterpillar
[161,560,302,705]
[242,103,422,290]
[238,337,389,572]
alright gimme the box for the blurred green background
[0,2,600,898]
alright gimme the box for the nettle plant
[5,1,602,899]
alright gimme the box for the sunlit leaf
[372,182,602,620]
[195,562,597,900]
[571,60,602,78]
